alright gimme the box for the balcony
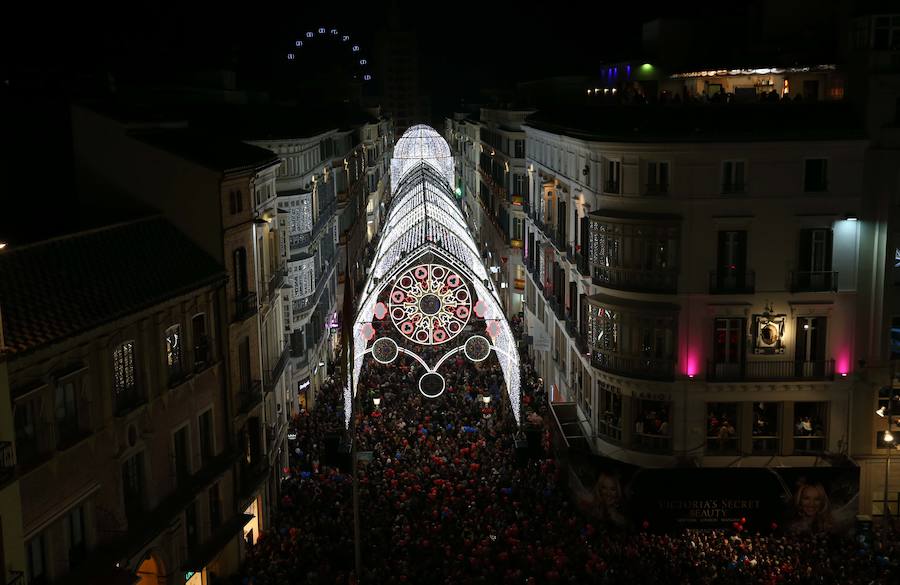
[267,268,286,301]
[790,270,838,292]
[237,380,263,416]
[234,292,258,323]
[6,571,25,585]
[1,441,15,481]
[709,270,755,294]
[591,266,677,294]
[793,435,826,453]
[706,435,740,455]
[548,297,565,321]
[706,359,835,382]
[632,432,671,453]
[290,199,337,250]
[264,346,290,392]
[591,348,675,381]
[575,253,589,277]
[645,183,669,196]
[722,181,747,194]
[294,263,334,315]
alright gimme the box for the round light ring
[464,335,492,362]
[389,263,472,345]
[372,337,399,364]
[419,372,445,398]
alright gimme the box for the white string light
[350,124,521,426]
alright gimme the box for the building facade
[446,109,534,318]
[0,217,244,585]
[461,103,878,500]
[72,109,291,579]
[1,308,27,585]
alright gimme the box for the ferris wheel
[284,27,373,83]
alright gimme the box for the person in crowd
[235,312,897,585]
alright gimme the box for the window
[646,161,669,194]
[27,534,46,584]
[794,402,827,452]
[199,410,214,467]
[174,425,191,486]
[192,313,210,370]
[229,190,243,215]
[803,159,828,192]
[633,399,671,452]
[113,341,136,393]
[604,159,620,193]
[512,217,524,241]
[165,325,184,385]
[872,15,900,50]
[514,139,525,159]
[598,382,622,442]
[713,230,750,292]
[15,399,39,464]
[122,451,145,524]
[67,505,86,567]
[707,403,739,454]
[795,229,834,291]
[722,160,746,193]
[752,402,780,453]
[56,380,79,447]
[512,173,526,196]
[209,483,222,530]
[714,318,743,363]
[795,317,828,376]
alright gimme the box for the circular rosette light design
[464,335,491,362]
[418,372,446,398]
[388,263,471,345]
[372,337,398,364]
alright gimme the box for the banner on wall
[572,454,859,534]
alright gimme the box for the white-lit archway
[349,125,521,426]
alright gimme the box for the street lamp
[482,395,491,405]
[373,397,381,408]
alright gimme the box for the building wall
[0,353,27,584]
[521,124,872,475]
[8,283,237,584]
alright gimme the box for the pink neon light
[685,352,699,378]
[836,351,851,377]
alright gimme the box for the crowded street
[237,318,898,585]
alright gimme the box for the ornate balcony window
[586,294,678,381]
[587,211,680,293]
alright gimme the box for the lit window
[166,325,184,384]
[113,341,136,395]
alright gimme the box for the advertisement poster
[574,455,859,534]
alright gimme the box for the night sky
[2,1,750,97]
[0,0,776,243]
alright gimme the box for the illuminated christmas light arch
[390,125,455,192]
[349,125,520,426]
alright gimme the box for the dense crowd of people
[236,315,897,584]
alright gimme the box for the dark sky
[4,1,657,88]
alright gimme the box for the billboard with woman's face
[573,454,859,534]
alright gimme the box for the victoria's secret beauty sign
[657,498,763,523]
